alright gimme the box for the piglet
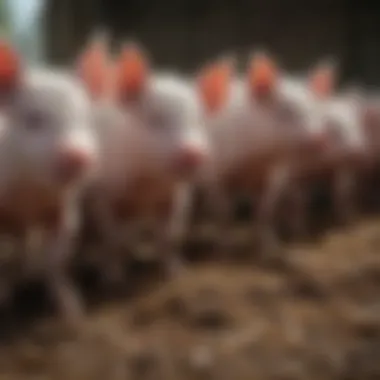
[199,52,328,256]
[283,63,369,230]
[0,40,99,326]
[80,42,232,284]
[308,64,368,225]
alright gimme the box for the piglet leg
[155,182,193,277]
[89,189,131,288]
[331,166,358,226]
[286,179,310,241]
[44,195,84,328]
[255,164,290,257]
[0,232,23,306]
[203,180,234,257]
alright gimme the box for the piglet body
[0,46,99,326]
[81,44,230,282]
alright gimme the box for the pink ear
[0,40,21,93]
[115,43,149,101]
[197,58,234,114]
[76,34,110,99]
[247,52,278,98]
[309,63,336,99]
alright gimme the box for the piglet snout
[56,145,93,183]
[176,144,207,175]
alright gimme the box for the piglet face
[304,62,368,157]
[114,44,233,179]
[6,70,99,186]
[275,78,331,151]
[245,53,324,151]
[134,76,211,177]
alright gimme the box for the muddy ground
[0,203,379,380]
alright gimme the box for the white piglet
[0,41,99,325]
[198,53,329,255]
[79,42,232,283]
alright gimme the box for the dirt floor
[0,213,379,380]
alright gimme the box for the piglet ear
[0,40,21,94]
[197,57,235,114]
[247,52,278,98]
[115,42,149,101]
[76,32,111,99]
[308,62,337,99]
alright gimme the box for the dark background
[43,0,380,87]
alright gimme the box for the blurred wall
[44,0,380,86]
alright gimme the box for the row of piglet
[0,33,378,328]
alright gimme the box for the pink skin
[80,44,229,284]
[0,43,100,327]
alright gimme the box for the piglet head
[114,44,208,178]
[0,39,98,186]
[30,75,99,186]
